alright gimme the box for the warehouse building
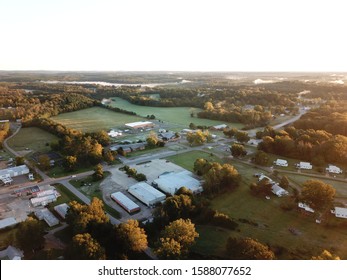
[35,208,59,227]
[128,182,166,207]
[31,194,57,207]
[111,192,141,213]
[54,203,70,219]
[153,171,202,195]
[0,165,30,184]
[125,121,154,130]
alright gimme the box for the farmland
[110,97,243,129]
[51,107,143,132]
[7,127,58,155]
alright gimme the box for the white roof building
[128,182,166,207]
[274,159,288,167]
[111,192,140,213]
[0,246,23,260]
[296,162,312,169]
[332,207,347,219]
[125,121,154,130]
[298,202,315,213]
[35,208,59,227]
[326,165,343,174]
[31,194,57,207]
[0,165,30,179]
[0,217,18,230]
[211,124,228,130]
[153,171,202,195]
[54,203,70,219]
[271,184,289,197]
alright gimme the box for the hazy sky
[1,0,346,72]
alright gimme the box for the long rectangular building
[125,121,154,130]
[0,165,29,180]
[128,182,166,207]
[111,192,140,213]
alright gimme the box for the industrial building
[0,165,30,184]
[54,203,70,219]
[153,171,202,195]
[0,217,18,230]
[125,121,154,130]
[31,194,57,207]
[128,182,166,207]
[111,192,141,213]
[35,208,59,227]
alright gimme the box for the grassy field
[51,107,143,132]
[110,97,243,128]
[7,127,58,154]
[50,183,84,206]
[284,173,347,198]
[165,150,223,171]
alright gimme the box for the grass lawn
[165,150,223,172]
[47,165,94,178]
[110,97,243,128]
[51,183,84,206]
[284,173,347,198]
[51,106,143,132]
[69,172,121,219]
[7,127,58,154]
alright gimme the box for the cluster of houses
[298,202,347,220]
[111,170,202,214]
[273,159,343,174]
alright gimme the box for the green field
[165,150,223,171]
[7,127,58,154]
[50,183,84,206]
[51,107,143,132]
[168,151,347,259]
[284,173,347,198]
[110,97,243,128]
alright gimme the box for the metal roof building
[128,182,166,206]
[0,217,18,230]
[153,171,202,195]
[31,194,57,207]
[0,165,29,179]
[125,121,154,130]
[111,192,141,213]
[35,208,59,227]
[54,203,70,219]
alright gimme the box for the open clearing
[51,107,143,132]
[7,127,58,155]
[110,97,243,128]
[167,151,347,259]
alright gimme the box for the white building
[274,159,288,167]
[108,130,123,137]
[111,192,140,213]
[326,165,343,174]
[298,202,315,213]
[31,194,57,207]
[125,121,154,130]
[211,124,228,130]
[0,165,30,184]
[271,184,289,197]
[153,171,202,195]
[128,182,166,207]
[54,203,70,219]
[296,162,313,169]
[331,207,347,219]
[0,217,18,230]
[35,208,59,227]
[0,246,23,260]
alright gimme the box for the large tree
[158,218,199,258]
[67,233,106,260]
[301,180,335,212]
[93,163,104,181]
[231,143,247,158]
[235,131,250,143]
[16,217,45,254]
[193,158,212,176]
[115,219,148,256]
[155,237,182,260]
[225,237,275,260]
[62,155,77,171]
[254,150,269,166]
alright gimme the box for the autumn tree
[62,155,77,171]
[15,156,25,166]
[157,219,199,258]
[186,130,207,146]
[66,198,109,234]
[225,237,275,260]
[67,233,106,260]
[231,143,247,158]
[301,180,335,212]
[155,237,182,260]
[235,131,250,143]
[115,220,148,257]
[16,217,45,255]
[162,194,195,221]
[93,163,104,181]
[254,150,269,166]
[193,158,212,176]
[223,127,238,138]
[38,154,50,170]
[311,250,340,260]
[279,175,290,189]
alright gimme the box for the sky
[0,0,346,72]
